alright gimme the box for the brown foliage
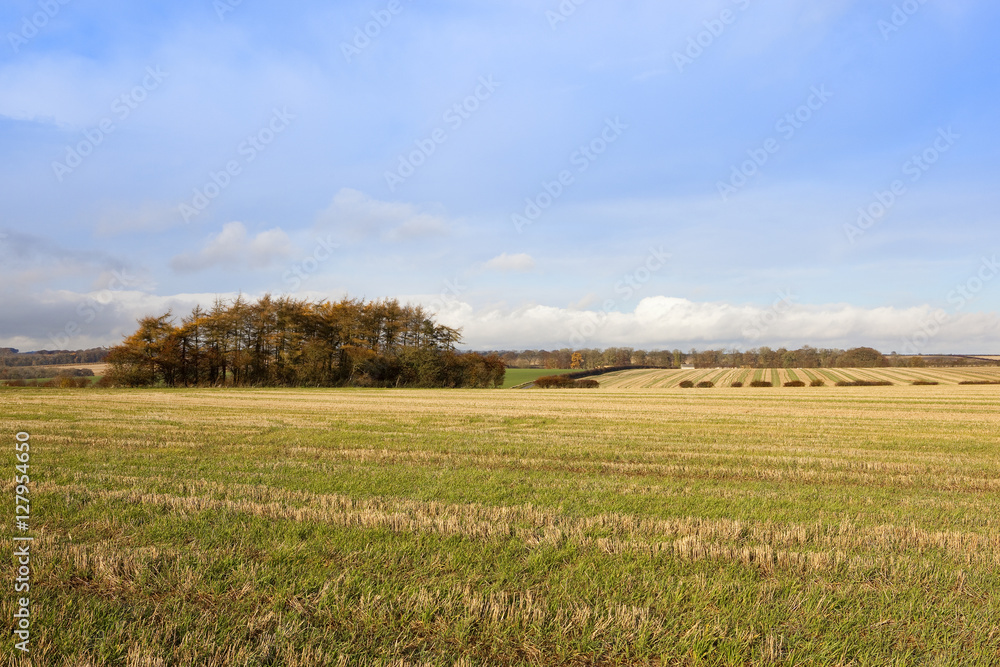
[104,296,502,388]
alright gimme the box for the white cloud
[316,188,451,242]
[0,229,138,290]
[483,252,535,272]
[170,222,292,273]
[4,287,1000,354]
[0,288,241,351]
[419,295,1000,353]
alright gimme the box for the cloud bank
[4,288,997,354]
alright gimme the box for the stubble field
[595,366,1000,388]
[2,380,1000,665]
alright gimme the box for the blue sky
[2,0,999,353]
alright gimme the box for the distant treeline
[105,295,505,388]
[0,367,95,380]
[487,346,998,370]
[493,348,677,369]
[0,347,108,367]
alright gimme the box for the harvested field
[596,366,1000,389]
[2,385,999,664]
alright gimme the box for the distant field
[1,362,110,374]
[2,385,1000,664]
[1,362,107,386]
[502,367,575,388]
[43,362,109,374]
[0,361,108,381]
[595,366,1000,388]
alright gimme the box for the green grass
[3,386,1000,665]
[502,367,576,388]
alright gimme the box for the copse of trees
[105,295,505,388]
[834,346,889,368]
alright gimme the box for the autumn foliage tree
[106,296,505,388]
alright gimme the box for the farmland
[2,383,1000,665]
[502,368,575,388]
[596,366,1000,389]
